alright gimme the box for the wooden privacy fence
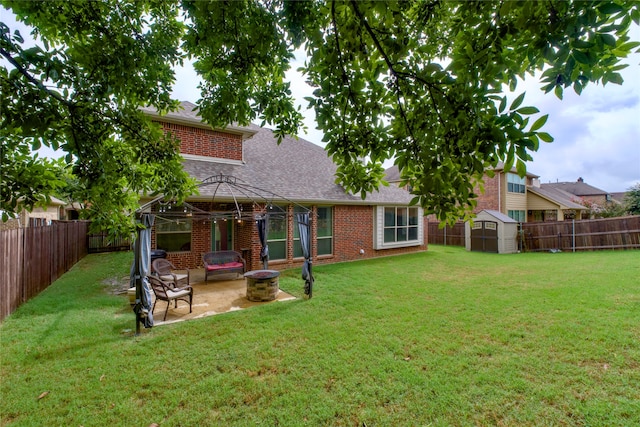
[520,216,640,252]
[428,216,640,252]
[428,221,466,246]
[87,233,131,253]
[0,220,89,322]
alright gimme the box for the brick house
[386,162,586,223]
[142,102,427,271]
[540,178,616,218]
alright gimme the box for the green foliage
[624,183,640,215]
[1,1,197,236]
[2,0,639,228]
[2,248,640,425]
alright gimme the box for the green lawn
[1,246,639,426]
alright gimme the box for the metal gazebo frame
[131,174,314,334]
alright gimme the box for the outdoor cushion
[159,273,188,282]
[206,262,243,271]
[166,288,191,298]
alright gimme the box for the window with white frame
[507,173,526,193]
[374,206,423,249]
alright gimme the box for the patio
[150,269,296,325]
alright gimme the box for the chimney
[577,177,584,183]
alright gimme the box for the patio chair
[151,258,190,288]
[148,275,193,321]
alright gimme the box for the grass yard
[1,245,639,426]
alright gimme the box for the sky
[172,35,640,194]
[4,8,639,193]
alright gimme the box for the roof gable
[183,124,414,205]
[141,101,257,140]
[527,186,586,210]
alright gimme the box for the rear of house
[142,102,427,271]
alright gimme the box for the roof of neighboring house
[147,102,414,206]
[541,181,608,197]
[610,192,628,204]
[385,161,540,184]
[48,196,67,206]
[527,185,586,210]
[490,161,539,178]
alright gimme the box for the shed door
[470,221,498,253]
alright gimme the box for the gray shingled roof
[146,102,413,205]
[385,160,541,183]
[527,185,586,210]
[481,209,517,223]
[384,165,401,183]
[542,181,608,197]
[185,124,414,205]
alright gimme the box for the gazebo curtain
[257,217,269,269]
[130,213,155,331]
[296,212,313,298]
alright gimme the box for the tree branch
[0,46,70,107]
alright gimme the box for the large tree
[625,183,640,215]
[2,1,639,234]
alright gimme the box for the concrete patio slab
[151,269,295,325]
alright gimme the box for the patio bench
[203,250,246,282]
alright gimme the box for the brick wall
[475,172,501,213]
[160,202,428,272]
[155,121,243,161]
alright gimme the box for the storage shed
[465,210,519,254]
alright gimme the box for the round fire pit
[244,270,280,301]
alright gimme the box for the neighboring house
[610,192,628,205]
[541,178,616,218]
[385,162,587,223]
[0,196,67,231]
[526,180,587,221]
[142,101,427,271]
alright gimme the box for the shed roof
[478,209,518,223]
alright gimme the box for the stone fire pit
[244,270,280,301]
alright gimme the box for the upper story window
[507,173,526,194]
[374,206,423,249]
